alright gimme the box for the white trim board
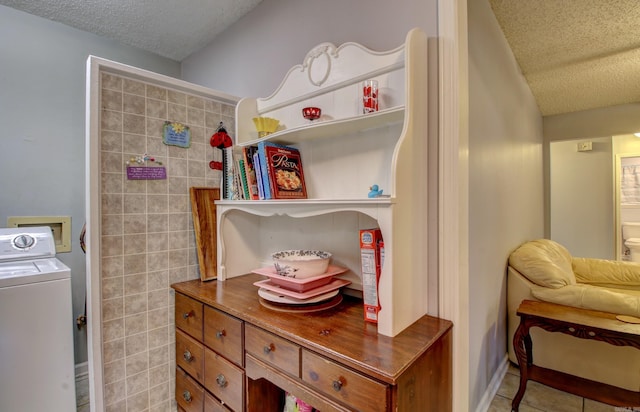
[475,354,510,412]
[438,0,469,409]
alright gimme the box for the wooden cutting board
[189,187,219,281]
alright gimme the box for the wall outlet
[577,141,593,152]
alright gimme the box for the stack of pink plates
[252,265,350,305]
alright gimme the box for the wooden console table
[172,274,452,411]
[512,300,640,411]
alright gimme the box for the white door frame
[438,0,469,410]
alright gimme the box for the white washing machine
[0,226,76,411]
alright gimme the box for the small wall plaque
[126,166,167,180]
[125,154,166,180]
[163,121,191,148]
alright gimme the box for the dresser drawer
[204,347,245,412]
[302,350,388,412]
[176,293,204,341]
[176,367,205,412]
[205,392,232,412]
[245,324,300,377]
[204,305,244,366]
[176,329,205,383]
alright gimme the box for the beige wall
[549,137,614,259]
[0,5,180,367]
[467,0,544,407]
[98,71,234,411]
[544,102,640,141]
[181,0,438,98]
[547,135,640,262]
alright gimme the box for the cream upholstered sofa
[507,239,640,391]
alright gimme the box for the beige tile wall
[99,72,234,412]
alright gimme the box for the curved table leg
[511,318,532,412]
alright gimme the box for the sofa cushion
[531,284,640,318]
[572,257,640,288]
[509,239,576,288]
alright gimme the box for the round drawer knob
[216,374,227,388]
[332,379,343,392]
[183,311,194,319]
[216,330,226,339]
[263,344,274,354]
[183,390,192,403]
[183,350,193,362]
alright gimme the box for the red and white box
[360,228,384,323]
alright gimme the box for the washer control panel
[0,227,56,261]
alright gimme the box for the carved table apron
[512,300,640,411]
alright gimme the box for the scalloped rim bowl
[272,249,332,278]
[302,107,321,121]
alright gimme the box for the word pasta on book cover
[264,144,307,199]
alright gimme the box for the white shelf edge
[238,106,404,146]
[216,198,395,206]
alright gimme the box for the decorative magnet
[163,121,191,148]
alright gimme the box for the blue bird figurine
[368,184,384,198]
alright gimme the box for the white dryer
[0,226,76,411]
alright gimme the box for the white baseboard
[75,361,89,380]
[475,353,509,412]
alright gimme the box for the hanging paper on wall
[163,121,191,148]
[126,154,166,180]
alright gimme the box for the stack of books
[228,142,308,201]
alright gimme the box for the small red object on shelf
[302,107,321,121]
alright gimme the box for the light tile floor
[75,374,90,412]
[490,362,637,412]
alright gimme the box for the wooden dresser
[172,275,452,412]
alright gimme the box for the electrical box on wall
[577,141,593,152]
[7,216,71,253]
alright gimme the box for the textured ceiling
[4,0,639,116]
[489,0,640,116]
[0,0,262,61]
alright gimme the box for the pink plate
[253,278,351,300]
[257,288,339,305]
[251,265,348,292]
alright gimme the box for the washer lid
[0,258,70,288]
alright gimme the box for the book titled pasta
[263,143,307,199]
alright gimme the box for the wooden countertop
[172,274,452,385]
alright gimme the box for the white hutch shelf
[216,28,428,337]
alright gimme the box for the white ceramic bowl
[272,250,332,278]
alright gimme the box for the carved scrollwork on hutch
[303,43,337,87]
